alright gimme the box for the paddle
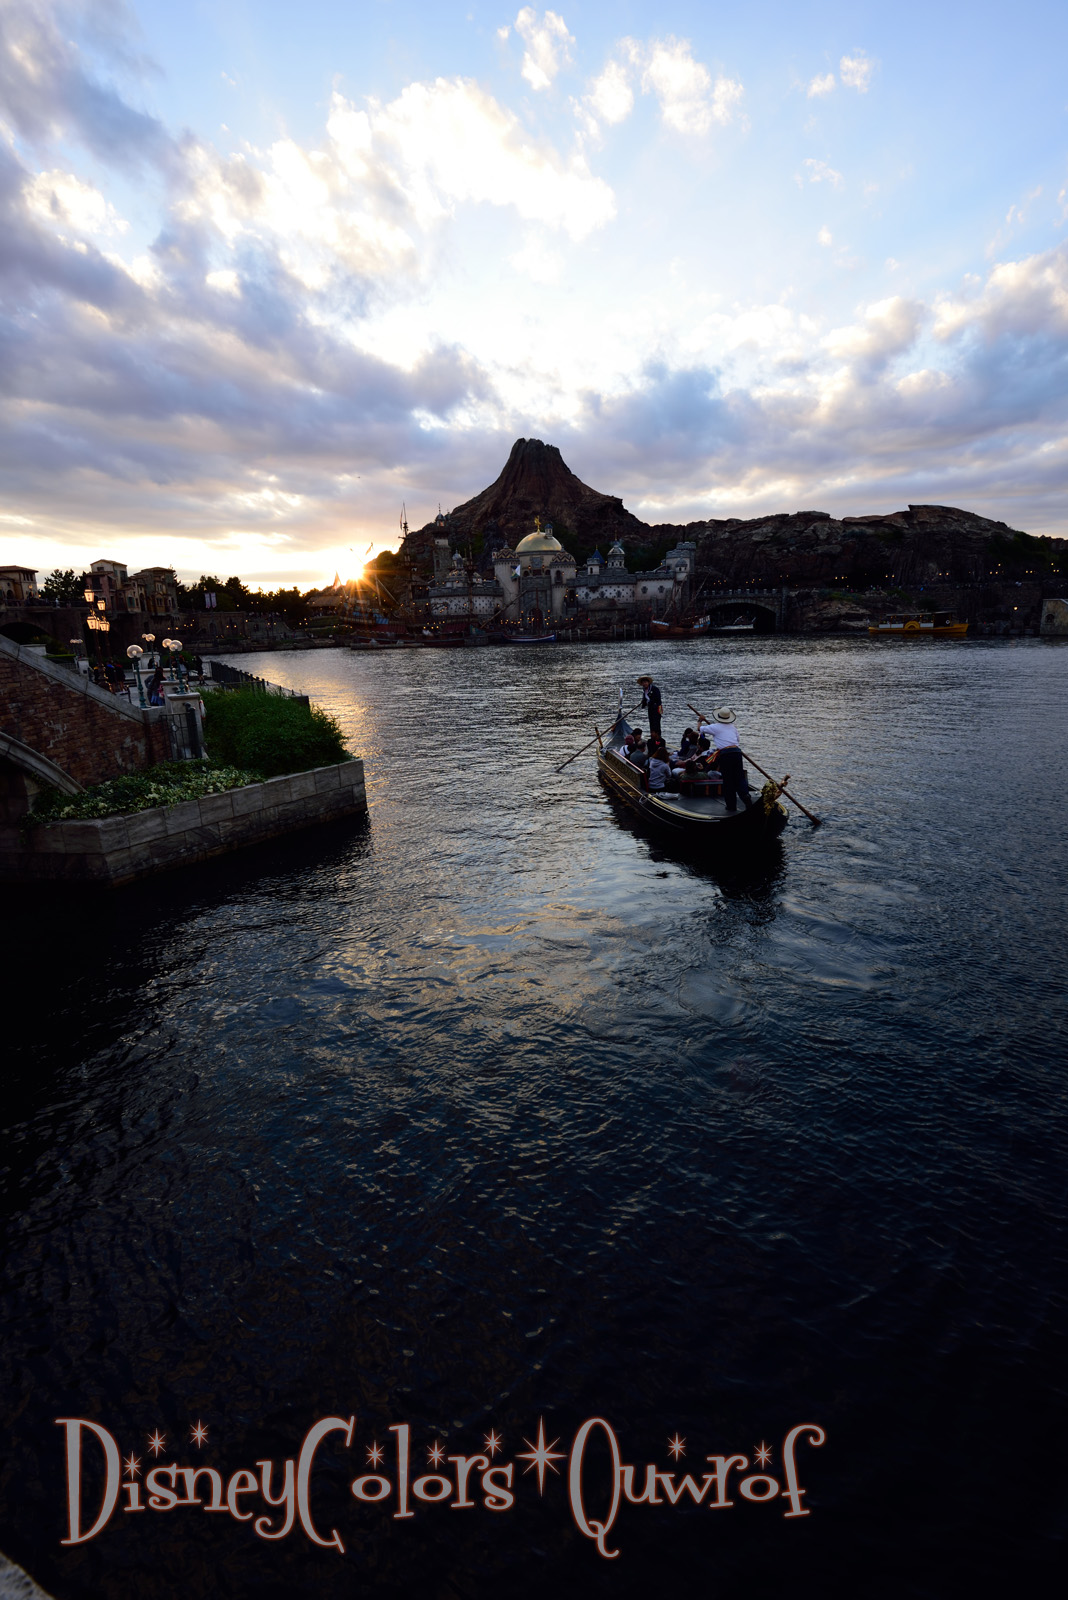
[686,702,822,827]
[555,701,642,771]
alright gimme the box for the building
[491,520,577,624]
[568,539,696,617]
[86,559,132,613]
[0,566,38,604]
[428,550,506,621]
[129,566,179,616]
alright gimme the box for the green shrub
[202,689,348,777]
[24,761,264,828]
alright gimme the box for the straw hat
[713,706,736,723]
[636,675,652,684]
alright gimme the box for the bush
[202,689,348,777]
[25,761,264,828]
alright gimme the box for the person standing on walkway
[706,707,752,812]
[636,675,663,741]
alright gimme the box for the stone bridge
[699,587,788,631]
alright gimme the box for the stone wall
[1040,598,1068,636]
[0,634,171,787]
[2,760,366,886]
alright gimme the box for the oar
[555,701,641,771]
[687,702,822,827]
[741,752,822,826]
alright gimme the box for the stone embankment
[4,759,366,885]
[0,635,368,885]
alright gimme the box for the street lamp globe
[170,638,182,651]
[127,644,143,659]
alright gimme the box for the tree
[41,569,83,604]
[177,574,238,611]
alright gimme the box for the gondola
[597,717,788,846]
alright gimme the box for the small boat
[710,616,755,634]
[420,629,465,647]
[868,612,968,638]
[597,717,788,846]
[650,615,712,638]
[511,632,556,644]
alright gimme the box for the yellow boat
[868,611,968,639]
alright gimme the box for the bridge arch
[0,732,82,795]
[706,599,780,634]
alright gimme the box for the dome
[608,540,625,556]
[516,528,564,554]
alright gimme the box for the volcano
[404,438,644,560]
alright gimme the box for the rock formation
[403,438,1067,588]
[404,437,644,562]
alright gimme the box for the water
[2,638,1066,1598]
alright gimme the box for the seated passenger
[677,727,699,759]
[646,749,672,792]
[624,728,647,764]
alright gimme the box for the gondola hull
[597,720,788,848]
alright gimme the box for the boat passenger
[677,727,699,759]
[646,747,672,793]
[623,728,647,765]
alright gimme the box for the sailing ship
[597,716,788,846]
[650,615,712,638]
[868,612,968,638]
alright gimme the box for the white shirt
[706,722,740,750]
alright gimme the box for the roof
[515,529,564,554]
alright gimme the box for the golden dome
[516,518,563,554]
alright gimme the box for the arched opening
[707,602,779,634]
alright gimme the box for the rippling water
[2,638,1067,1598]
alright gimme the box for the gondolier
[636,676,663,740]
[704,707,752,812]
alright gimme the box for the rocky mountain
[657,504,1066,589]
[404,437,644,562]
[403,438,1066,587]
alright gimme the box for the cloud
[514,8,574,92]
[624,36,744,137]
[327,81,614,241]
[25,168,128,236]
[5,5,1068,558]
[586,59,634,126]
[807,73,835,98]
[510,234,563,283]
[839,52,874,93]
[800,158,843,188]
[0,0,174,172]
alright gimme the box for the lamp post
[127,643,146,706]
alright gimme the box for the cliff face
[404,437,644,561]
[403,439,1067,585]
[657,504,1066,588]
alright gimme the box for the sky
[2,0,1068,587]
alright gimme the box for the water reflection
[2,640,1067,1599]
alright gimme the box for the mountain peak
[405,438,643,559]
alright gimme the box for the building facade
[0,567,38,604]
